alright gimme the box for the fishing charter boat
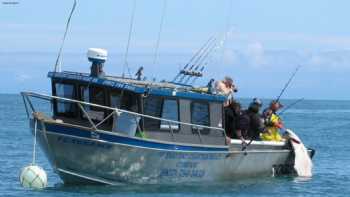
[21,47,315,185]
[21,1,315,185]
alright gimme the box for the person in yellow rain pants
[260,100,284,141]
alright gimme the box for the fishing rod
[189,33,228,85]
[54,0,77,72]
[276,65,302,102]
[187,36,215,67]
[179,38,217,84]
[195,38,218,67]
[185,40,218,85]
[172,36,214,82]
[190,38,217,67]
[279,98,305,115]
[178,38,217,83]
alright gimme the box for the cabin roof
[48,71,226,102]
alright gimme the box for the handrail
[21,91,226,136]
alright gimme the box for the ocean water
[0,94,349,197]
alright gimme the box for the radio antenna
[54,0,77,72]
[152,0,167,66]
[122,0,137,78]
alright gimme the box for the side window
[110,90,122,108]
[55,83,76,116]
[191,101,210,133]
[160,99,179,130]
[80,86,89,104]
[79,85,105,121]
[120,91,138,112]
[91,86,105,107]
[143,96,162,131]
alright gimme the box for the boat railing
[21,92,227,144]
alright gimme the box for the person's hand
[225,137,231,145]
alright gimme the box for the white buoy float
[20,165,47,189]
[19,119,48,189]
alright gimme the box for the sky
[1,0,350,100]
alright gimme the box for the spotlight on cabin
[87,48,108,77]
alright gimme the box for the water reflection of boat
[21,47,314,185]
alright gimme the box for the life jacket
[260,113,283,141]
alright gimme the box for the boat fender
[19,165,47,189]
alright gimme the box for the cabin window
[143,96,179,131]
[79,85,105,121]
[55,83,76,116]
[91,86,105,107]
[120,91,138,112]
[143,96,162,130]
[191,101,210,133]
[110,91,122,108]
[160,99,179,130]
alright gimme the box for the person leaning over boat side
[260,100,284,141]
[236,98,265,145]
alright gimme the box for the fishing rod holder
[179,68,203,77]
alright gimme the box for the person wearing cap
[236,98,265,144]
[215,76,238,97]
[260,100,284,141]
[215,76,238,111]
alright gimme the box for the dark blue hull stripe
[43,123,228,152]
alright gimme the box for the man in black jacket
[224,99,241,139]
[236,98,265,145]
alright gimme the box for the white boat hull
[31,119,298,185]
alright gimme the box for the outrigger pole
[276,65,302,102]
[54,0,77,72]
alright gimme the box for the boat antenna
[276,65,302,102]
[122,0,137,78]
[53,0,77,72]
[279,98,305,116]
[152,0,167,66]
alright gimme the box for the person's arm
[274,122,284,129]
